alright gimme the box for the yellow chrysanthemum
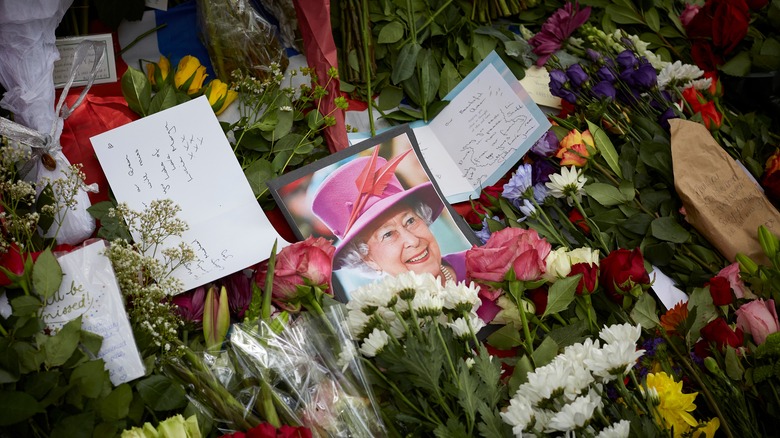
[646,372,699,437]
[692,417,720,438]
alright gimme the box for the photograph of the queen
[269,127,477,300]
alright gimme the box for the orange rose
[556,129,594,167]
[765,149,780,177]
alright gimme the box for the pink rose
[255,237,336,312]
[736,299,780,345]
[679,3,700,26]
[717,262,751,299]
[466,228,552,283]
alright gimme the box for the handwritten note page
[41,241,145,385]
[428,63,542,202]
[91,96,289,291]
[519,66,562,110]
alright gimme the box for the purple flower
[585,48,603,63]
[596,66,616,82]
[529,2,592,66]
[222,270,252,319]
[616,50,638,69]
[657,107,677,130]
[591,81,616,100]
[532,158,558,183]
[475,219,492,245]
[532,183,549,203]
[172,285,207,325]
[502,163,533,200]
[566,64,589,88]
[531,130,559,157]
[632,61,658,89]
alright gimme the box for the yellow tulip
[146,56,170,89]
[204,79,238,115]
[174,55,208,95]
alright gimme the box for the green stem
[360,0,375,136]
[0,323,8,337]
[514,294,535,358]
[394,0,454,49]
[119,23,168,56]
[260,380,280,427]
[435,323,459,385]
[362,357,443,426]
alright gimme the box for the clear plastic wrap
[196,0,289,81]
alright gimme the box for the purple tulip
[592,81,617,100]
[566,64,589,88]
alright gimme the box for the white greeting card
[90,96,290,291]
[41,240,145,385]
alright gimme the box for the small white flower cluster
[346,272,484,357]
[657,60,710,91]
[544,246,600,282]
[501,323,644,437]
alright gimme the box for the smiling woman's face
[361,204,442,277]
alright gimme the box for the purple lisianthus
[529,2,592,66]
[616,50,638,69]
[632,61,658,89]
[596,66,616,82]
[657,107,677,130]
[566,64,589,88]
[531,130,559,157]
[585,48,603,63]
[549,69,578,103]
[591,80,616,100]
[532,158,558,183]
[502,163,533,200]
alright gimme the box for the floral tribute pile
[2,0,780,437]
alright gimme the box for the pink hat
[312,153,444,269]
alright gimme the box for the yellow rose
[556,129,595,167]
[204,79,238,115]
[146,56,170,89]
[174,55,208,95]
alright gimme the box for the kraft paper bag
[670,118,780,265]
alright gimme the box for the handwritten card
[41,240,145,385]
[54,34,117,88]
[519,66,562,110]
[91,96,290,291]
[349,52,550,203]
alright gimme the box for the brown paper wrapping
[671,118,780,265]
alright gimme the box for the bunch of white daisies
[501,323,645,438]
[345,272,485,357]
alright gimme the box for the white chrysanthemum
[449,318,472,339]
[519,357,593,405]
[441,281,481,313]
[657,61,704,89]
[596,420,631,438]
[544,247,572,281]
[359,328,390,357]
[501,396,535,436]
[562,337,601,364]
[388,318,406,339]
[411,290,443,317]
[347,309,370,337]
[599,323,642,346]
[567,247,600,266]
[689,77,713,90]
[585,341,644,380]
[545,388,602,432]
[390,271,440,300]
[545,166,587,206]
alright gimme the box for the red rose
[698,101,723,130]
[711,0,749,54]
[568,208,591,234]
[276,425,312,438]
[569,262,599,295]
[0,243,26,286]
[764,171,780,207]
[700,317,744,351]
[466,228,552,283]
[690,42,723,71]
[703,71,721,97]
[599,248,650,303]
[255,237,336,312]
[464,201,488,226]
[527,287,548,315]
[681,86,704,113]
[707,276,733,306]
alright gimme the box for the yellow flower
[146,56,170,89]
[174,55,208,95]
[556,129,595,167]
[204,79,238,115]
[646,372,699,437]
[692,417,720,438]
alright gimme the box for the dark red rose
[763,168,780,207]
[464,201,488,226]
[568,208,591,234]
[569,262,599,295]
[711,0,749,54]
[0,243,25,286]
[707,275,733,306]
[527,287,548,316]
[599,248,651,303]
[690,42,723,71]
[700,317,744,352]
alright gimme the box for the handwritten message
[41,241,145,385]
[91,96,289,290]
[519,66,562,109]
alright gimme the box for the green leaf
[136,375,188,411]
[719,51,751,77]
[0,342,20,384]
[147,85,178,115]
[650,216,690,243]
[24,371,59,400]
[378,85,404,111]
[244,158,275,197]
[70,360,108,399]
[99,384,132,421]
[418,49,440,107]
[11,295,41,317]
[587,120,622,178]
[36,183,56,232]
[44,316,81,367]
[378,21,405,44]
[457,362,479,426]
[120,67,151,117]
[630,293,660,329]
[605,4,643,24]
[391,42,422,84]
[508,355,533,394]
[471,33,497,63]
[532,336,559,367]
[585,183,631,207]
[543,275,579,318]
[725,346,743,381]
[620,213,653,235]
[50,412,94,438]
[0,391,43,426]
[644,7,661,32]
[486,324,522,349]
[686,287,716,346]
[438,59,461,99]
[32,249,63,300]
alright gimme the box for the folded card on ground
[91,96,289,291]
[349,51,551,203]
